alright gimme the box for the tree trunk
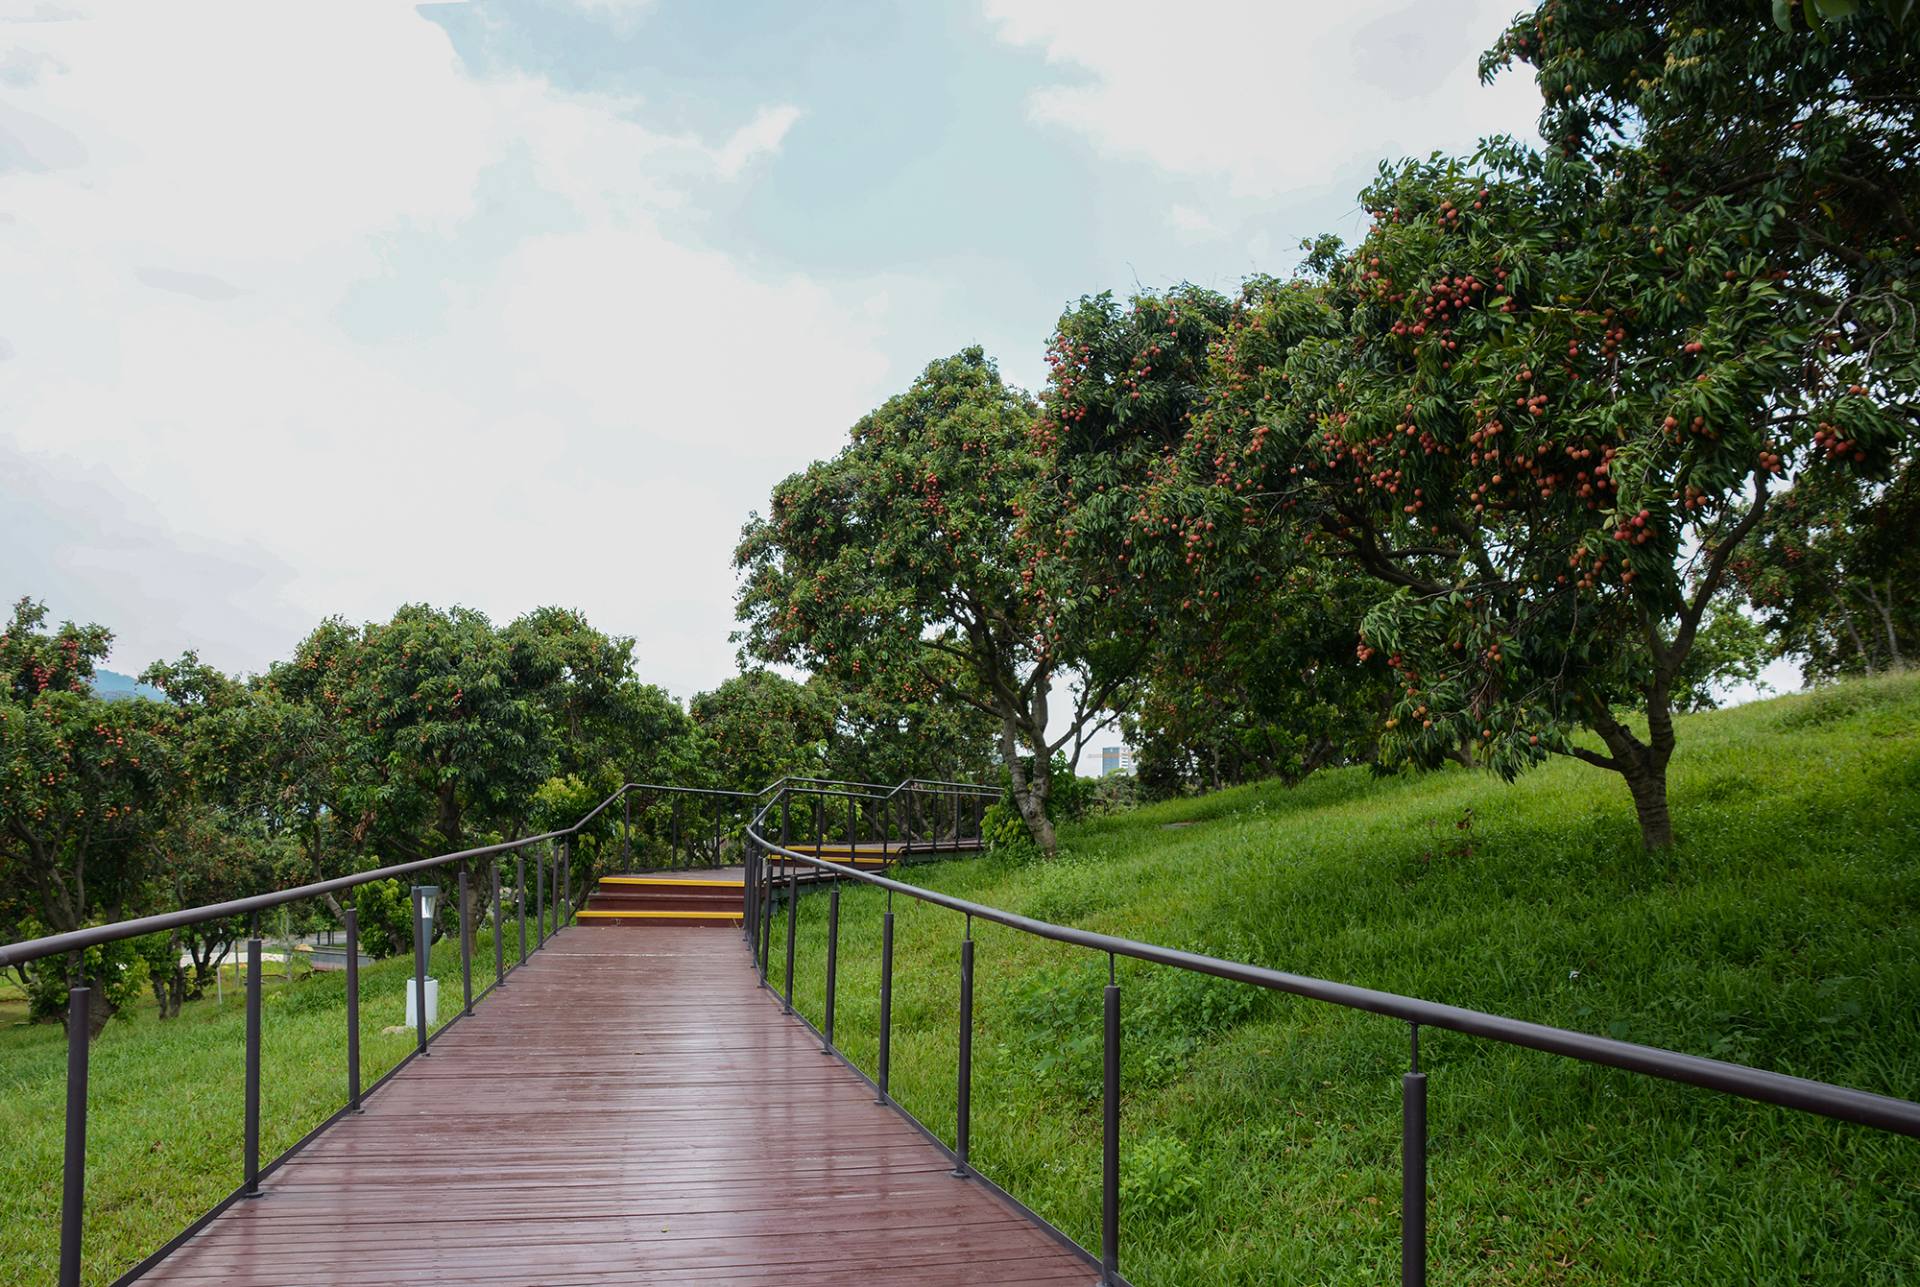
[437,781,463,854]
[998,715,1057,855]
[1589,707,1676,850]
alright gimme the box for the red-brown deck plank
[138,927,1092,1286]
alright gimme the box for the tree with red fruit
[1202,120,1914,847]
[0,598,173,1032]
[735,349,1103,854]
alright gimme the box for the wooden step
[576,908,742,926]
[586,891,742,912]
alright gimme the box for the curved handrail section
[743,825,1920,1140]
[0,772,1001,969]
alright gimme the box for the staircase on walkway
[577,872,748,928]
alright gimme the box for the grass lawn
[773,674,1920,1285]
[0,914,533,1286]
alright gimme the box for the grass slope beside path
[0,924,519,1286]
[776,674,1920,1285]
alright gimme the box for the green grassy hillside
[778,674,1920,1285]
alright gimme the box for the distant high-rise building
[1100,745,1133,777]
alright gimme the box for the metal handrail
[742,793,1920,1287]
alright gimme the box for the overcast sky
[4,0,1569,743]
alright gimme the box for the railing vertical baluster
[58,985,90,1287]
[1102,957,1120,1285]
[744,845,756,952]
[952,791,960,846]
[536,848,546,950]
[952,919,974,1177]
[760,844,775,984]
[1403,1024,1428,1287]
[563,836,573,927]
[244,937,263,1196]
[459,868,473,1017]
[345,909,362,1110]
[813,790,825,862]
[623,788,632,865]
[846,794,856,860]
[822,884,840,1053]
[516,852,527,967]
[876,897,894,1104]
[783,848,798,1015]
[411,891,430,1055]
[492,860,504,986]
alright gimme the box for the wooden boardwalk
[139,927,1093,1286]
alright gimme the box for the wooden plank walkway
[139,927,1093,1286]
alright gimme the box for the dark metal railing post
[1403,1024,1428,1287]
[536,847,546,950]
[847,794,856,858]
[58,986,90,1287]
[953,921,974,1177]
[623,788,632,865]
[516,852,527,967]
[1102,957,1120,1284]
[822,883,840,1053]
[813,790,825,860]
[411,889,431,1055]
[563,836,574,927]
[876,897,894,1104]
[744,845,756,951]
[783,850,798,1015]
[492,860,503,986]
[345,908,362,1111]
[760,844,775,985]
[244,937,263,1196]
[456,868,472,1021]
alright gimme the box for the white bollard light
[405,976,439,1027]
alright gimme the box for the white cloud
[711,104,804,178]
[985,0,1540,197]
[1166,204,1218,237]
[0,3,888,699]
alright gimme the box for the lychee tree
[0,598,173,1029]
[1199,134,1914,847]
[735,348,1105,854]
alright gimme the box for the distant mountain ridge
[91,669,165,702]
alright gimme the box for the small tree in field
[736,349,1111,854]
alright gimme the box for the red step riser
[586,895,743,913]
[578,916,740,928]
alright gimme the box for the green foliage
[690,669,829,791]
[0,600,174,1007]
[349,877,414,960]
[734,349,1081,851]
[1120,1136,1203,1223]
[1732,454,1918,680]
[19,933,146,1024]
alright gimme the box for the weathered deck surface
[139,927,1091,1286]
